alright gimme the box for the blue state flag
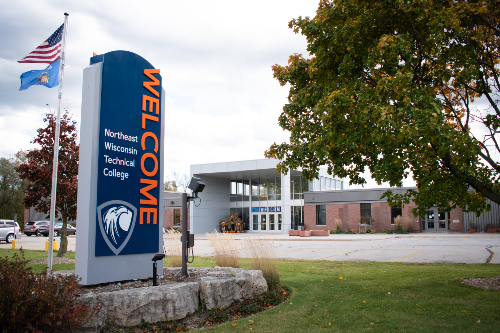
[19,59,60,91]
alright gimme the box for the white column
[281,173,291,233]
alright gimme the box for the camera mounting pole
[181,177,205,277]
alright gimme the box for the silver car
[23,221,50,236]
[0,219,22,243]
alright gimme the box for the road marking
[395,252,421,262]
[458,238,466,242]
[318,250,358,260]
[488,252,496,264]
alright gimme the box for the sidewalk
[193,231,500,241]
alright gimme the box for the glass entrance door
[252,214,282,232]
[424,208,448,232]
[260,214,267,231]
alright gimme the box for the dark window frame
[173,209,181,226]
[316,205,326,226]
[391,206,402,225]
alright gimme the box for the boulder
[199,277,253,309]
[212,269,268,295]
[72,294,107,333]
[96,282,199,327]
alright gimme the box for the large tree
[266,0,500,216]
[16,110,79,257]
[0,152,28,225]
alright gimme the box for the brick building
[304,187,464,233]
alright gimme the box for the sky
[0,0,417,189]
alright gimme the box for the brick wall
[162,208,190,230]
[304,201,423,233]
[449,206,463,232]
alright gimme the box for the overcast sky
[0,0,418,189]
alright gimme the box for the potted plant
[289,229,300,236]
[299,229,311,237]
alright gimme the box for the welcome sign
[76,51,164,284]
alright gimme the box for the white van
[0,219,22,243]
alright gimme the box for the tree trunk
[57,216,68,257]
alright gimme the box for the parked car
[23,221,50,236]
[40,223,76,237]
[0,219,22,243]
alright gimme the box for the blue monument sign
[76,51,164,285]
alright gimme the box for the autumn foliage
[0,251,100,332]
[16,110,79,257]
[267,0,500,216]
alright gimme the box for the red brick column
[449,206,463,232]
[304,205,316,230]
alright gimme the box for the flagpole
[47,12,69,274]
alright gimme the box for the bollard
[12,239,17,249]
[45,240,59,251]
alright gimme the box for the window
[291,206,303,229]
[290,176,308,199]
[360,203,371,217]
[316,205,326,225]
[391,206,402,224]
[173,209,181,226]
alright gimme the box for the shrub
[403,216,414,233]
[345,229,356,234]
[394,216,404,234]
[206,230,240,268]
[359,216,373,225]
[359,230,366,234]
[334,218,342,231]
[163,229,182,267]
[244,237,280,289]
[486,228,498,233]
[382,229,388,234]
[0,251,100,333]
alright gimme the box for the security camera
[151,253,165,262]
[188,176,205,194]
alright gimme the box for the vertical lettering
[140,153,158,177]
[140,178,158,205]
[140,207,157,224]
[141,132,158,153]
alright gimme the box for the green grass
[1,250,499,332]
[190,258,500,332]
[0,249,75,274]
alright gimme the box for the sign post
[75,51,164,285]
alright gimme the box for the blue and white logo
[97,200,137,255]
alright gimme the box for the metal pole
[181,192,188,277]
[153,262,157,286]
[47,13,69,274]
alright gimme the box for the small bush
[0,250,100,333]
[403,216,414,233]
[394,216,404,234]
[163,229,182,267]
[486,228,500,233]
[244,237,280,289]
[382,229,388,234]
[359,230,366,234]
[206,230,240,268]
[345,229,356,234]
[334,218,342,231]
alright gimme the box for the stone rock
[199,277,253,310]
[211,269,268,296]
[96,282,199,327]
[72,294,107,333]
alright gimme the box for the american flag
[18,24,64,64]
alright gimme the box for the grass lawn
[0,248,75,274]
[2,249,499,332]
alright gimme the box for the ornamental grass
[244,237,280,289]
[206,230,240,268]
[163,229,182,267]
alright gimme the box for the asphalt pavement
[1,232,499,264]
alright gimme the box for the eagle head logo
[97,200,137,255]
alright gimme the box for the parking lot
[2,232,499,264]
